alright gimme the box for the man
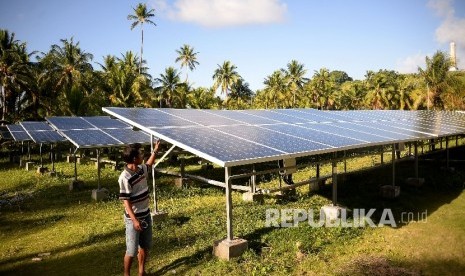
[119,141,160,276]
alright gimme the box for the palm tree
[418,51,458,110]
[0,29,32,121]
[263,70,287,108]
[212,61,240,99]
[175,44,199,83]
[37,37,93,115]
[128,3,156,74]
[283,60,307,107]
[155,67,182,108]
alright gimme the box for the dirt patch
[338,255,421,276]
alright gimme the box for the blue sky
[1,0,464,91]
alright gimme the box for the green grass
[0,144,464,275]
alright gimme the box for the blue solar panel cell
[47,117,94,130]
[301,122,394,143]
[83,116,130,129]
[159,109,240,126]
[0,126,13,140]
[104,107,194,128]
[262,124,366,148]
[206,110,279,125]
[10,131,31,141]
[213,125,333,153]
[28,131,67,143]
[61,129,122,148]
[21,121,54,131]
[155,127,283,165]
[240,110,312,124]
[103,128,150,144]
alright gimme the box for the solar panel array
[6,124,31,142]
[46,116,150,148]
[0,126,13,140]
[20,121,67,144]
[103,107,465,167]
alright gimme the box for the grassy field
[0,144,464,275]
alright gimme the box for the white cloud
[428,0,465,69]
[396,52,428,73]
[162,0,287,28]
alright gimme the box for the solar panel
[46,117,95,130]
[21,121,53,131]
[103,107,465,167]
[6,124,31,141]
[0,126,13,140]
[46,115,151,148]
[103,128,150,144]
[27,131,67,144]
[212,125,333,153]
[82,116,130,129]
[60,129,122,148]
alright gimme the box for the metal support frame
[414,141,419,179]
[380,146,384,164]
[392,144,396,186]
[96,148,101,190]
[39,143,43,167]
[151,135,159,213]
[73,148,78,181]
[225,167,233,241]
[446,136,449,169]
[251,165,256,193]
[332,152,338,205]
[51,144,55,172]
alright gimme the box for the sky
[1,0,465,91]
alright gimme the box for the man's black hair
[122,143,142,163]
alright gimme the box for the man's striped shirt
[119,164,150,218]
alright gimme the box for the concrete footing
[213,238,248,260]
[48,171,57,177]
[69,180,84,191]
[66,155,75,163]
[405,178,425,187]
[151,211,168,222]
[380,185,400,198]
[36,166,48,174]
[174,177,190,189]
[242,192,264,203]
[91,188,109,201]
[25,162,35,171]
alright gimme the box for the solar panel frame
[103,107,465,167]
[6,124,31,142]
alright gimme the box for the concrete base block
[174,177,190,189]
[309,181,320,191]
[91,188,109,201]
[36,166,49,174]
[405,178,425,187]
[48,171,57,177]
[151,211,168,222]
[380,185,400,198]
[69,180,84,191]
[66,155,74,163]
[242,192,264,203]
[213,238,248,260]
[25,162,35,171]
[321,205,346,221]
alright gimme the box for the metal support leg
[251,165,256,193]
[73,148,78,181]
[343,151,347,173]
[97,149,101,190]
[392,144,396,186]
[414,141,418,179]
[39,143,43,167]
[51,144,55,172]
[225,167,233,241]
[151,135,158,213]
[380,147,384,164]
[332,153,337,205]
[446,137,449,169]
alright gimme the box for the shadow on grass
[0,228,123,276]
[314,146,465,228]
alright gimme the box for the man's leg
[138,248,148,276]
[124,255,133,276]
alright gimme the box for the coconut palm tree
[175,44,199,83]
[155,67,182,108]
[128,3,156,74]
[0,29,33,121]
[212,61,240,100]
[283,60,307,107]
[263,70,287,108]
[418,51,458,110]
